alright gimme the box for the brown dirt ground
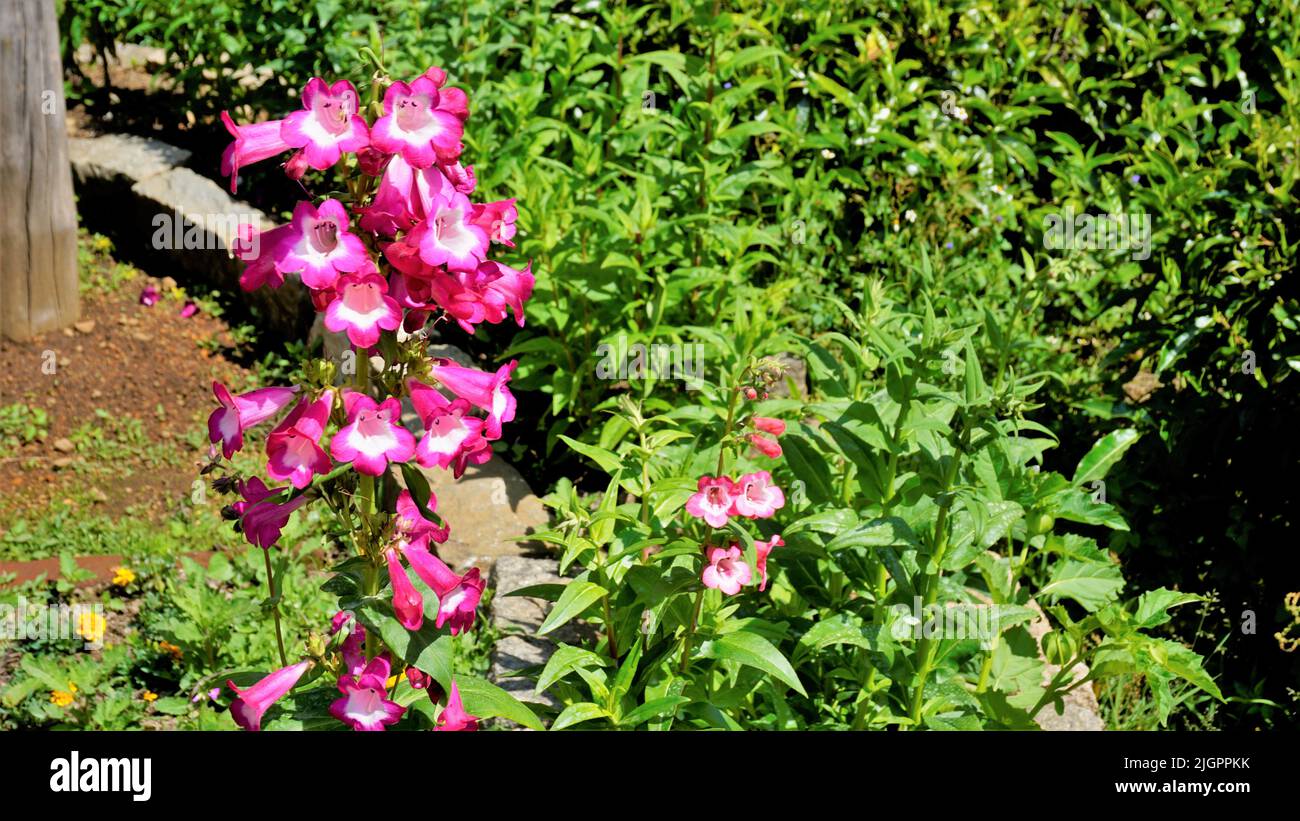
[0,259,250,529]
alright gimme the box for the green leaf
[551,701,611,730]
[1072,429,1141,486]
[781,433,834,504]
[558,435,623,476]
[537,644,610,693]
[454,677,546,731]
[1133,589,1206,630]
[537,580,608,636]
[700,631,806,695]
[399,462,439,523]
[1041,561,1125,612]
[619,696,691,728]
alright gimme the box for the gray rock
[68,134,190,187]
[414,458,550,574]
[68,133,312,338]
[488,556,587,720]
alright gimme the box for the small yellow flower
[142,691,158,703]
[75,612,107,643]
[111,566,136,586]
[50,690,75,707]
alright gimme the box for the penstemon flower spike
[205,59,527,731]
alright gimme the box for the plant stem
[907,442,963,726]
[262,548,288,668]
[678,589,706,675]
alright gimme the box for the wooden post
[0,0,79,341]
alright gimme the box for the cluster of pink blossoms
[207,65,526,732]
[685,414,789,596]
[227,610,477,732]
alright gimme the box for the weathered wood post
[0,0,79,340]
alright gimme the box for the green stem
[678,589,706,675]
[907,444,963,726]
[262,548,288,668]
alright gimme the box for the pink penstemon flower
[279,199,370,290]
[412,190,490,273]
[330,611,367,677]
[470,198,519,247]
[323,269,403,348]
[280,78,370,170]
[427,359,518,440]
[219,112,294,194]
[227,660,310,731]
[748,433,783,459]
[686,475,737,528]
[403,548,484,635]
[701,545,753,596]
[233,476,308,549]
[265,391,334,489]
[730,471,786,520]
[395,489,451,548]
[330,391,416,476]
[329,654,405,732]
[370,76,464,168]
[208,381,299,458]
[409,379,491,475]
[434,681,479,731]
[385,547,426,631]
[755,534,784,592]
[751,416,786,436]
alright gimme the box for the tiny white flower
[821,149,836,160]
[904,209,917,223]
[573,106,584,118]
[906,162,920,175]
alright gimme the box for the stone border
[68,133,311,337]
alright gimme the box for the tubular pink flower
[330,391,416,476]
[701,545,752,596]
[324,270,403,349]
[208,381,299,458]
[749,433,783,459]
[280,199,370,291]
[434,681,479,731]
[139,285,159,306]
[220,111,293,193]
[755,534,784,592]
[370,77,464,168]
[330,654,405,732]
[440,160,476,194]
[281,78,370,170]
[404,546,484,636]
[730,471,786,520]
[409,379,489,472]
[395,488,450,547]
[685,475,737,529]
[266,391,334,489]
[751,416,786,436]
[358,154,452,237]
[233,477,308,549]
[470,199,518,247]
[234,223,297,292]
[412,192,489,273]
[331,611,367,677]
[479,260,535,327]
[385,548,425,631]
[227,661,310,731]
[428,359,517,439]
